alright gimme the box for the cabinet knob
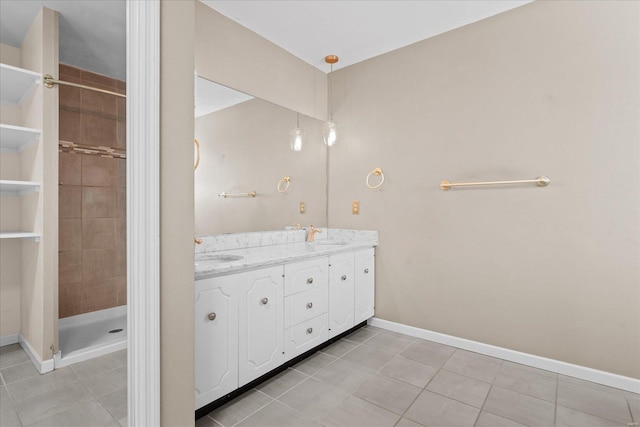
[364,268,369,274]
[307,277,313,284]
[306,302,313,309]
[306,327,313,334]
[341,275,347,281]
[208,312,216,321]
[261,297,269,305]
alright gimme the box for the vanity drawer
[284,314,328,362]
[284,257,329,296]
[284,286,328,328]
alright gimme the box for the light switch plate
[300,202,306,214]
[352,200,360,215]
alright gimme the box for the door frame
[126,0,161,425]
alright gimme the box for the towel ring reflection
[366,168,385,189]
[277,176,291,193]
[194,138,200,170]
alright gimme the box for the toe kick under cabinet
[194,247,375,410]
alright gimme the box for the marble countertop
[194,229,377,280]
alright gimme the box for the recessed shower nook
[1,7,127,375]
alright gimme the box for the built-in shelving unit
[0,180,41,196]
[0,63,40,105]
[0,64,43,285]
[0,124,41,152]
[0,7,58,373]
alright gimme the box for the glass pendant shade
[290,127,304,152]
[323,119,338,147]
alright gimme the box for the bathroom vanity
[194,229,377,411]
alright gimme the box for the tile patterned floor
[1,326,638,427]
[0,344,126,427]
[199,325,640,427]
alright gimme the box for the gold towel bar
[194,139,200,170]
[277,176,291,193]
[366,168,385,189]
[43,74,126,98]
[440,176,550,191]
[218,191,257,198]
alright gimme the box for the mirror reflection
[194,76,328,234]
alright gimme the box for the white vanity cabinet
[195,244,376,410]
[194,276,239,409]
[355,248,376,324]
[237,266,285,386]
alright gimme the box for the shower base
[55,305,127,368]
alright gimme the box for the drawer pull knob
[364,268,369,274]
[306,302,313,309]
[341,275,347,281]
[306,327,313,334]
[307,277,313,284]
[208,312,216,321]
[261,297,269,305]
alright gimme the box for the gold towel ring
[366,168,384,189]
[277,176,291,193]
[194,138,200,170]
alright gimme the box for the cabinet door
[354,248,375,324]
[195,277,238,409]
[238,266,285,386]
[328,252,355,338]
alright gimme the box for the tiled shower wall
[58,64,126,318]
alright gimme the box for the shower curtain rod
[43,74,126,98]
[59,141,126,159]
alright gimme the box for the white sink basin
[314,241,349,246]
[195,254,243,267]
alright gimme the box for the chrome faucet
[306,225,322,242]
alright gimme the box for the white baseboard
[0,334,19,347]
[19,334,54,374]
[368,317,640,394]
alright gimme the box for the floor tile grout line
[215,388,273,427]
[471,382,495,427]
[257,368,310,400]
[392,343,458,427]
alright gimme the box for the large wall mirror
[194,75,328,234]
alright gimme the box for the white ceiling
[0,1,530,81]
[0,0,126,81]
[202,0,532,72]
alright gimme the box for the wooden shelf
[0,180,41,196]
[0,124,41,152]
[0,63,40,105]
[0,231,40,241]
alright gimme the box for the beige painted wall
[328,0,640,378]
[195,2,327,121]
[0,43,22,338]
[160,0,195,425]
[195,98,327,234]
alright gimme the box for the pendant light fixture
[324,54,339,147]
[289,113,304,152]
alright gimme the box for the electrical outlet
[300,202,306,214]
[352,200,360,215]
